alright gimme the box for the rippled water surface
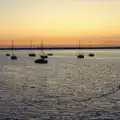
[0,49,120,120]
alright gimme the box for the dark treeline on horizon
[1,46,120,50]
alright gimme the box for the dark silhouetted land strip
[0,46,120,50]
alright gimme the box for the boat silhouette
[89,53,94,57]
[77,40,84,58]
[88,40,95,57]
[47,53,53,56]
[35,40,48,64]
[28,40,36,57]
[35,58,48,64]
[47,49,54,56]
[6,53,10,56]
[11,40,17,60]
[39,40,48,59]
[5,44,10,56]
[77,54,84,58]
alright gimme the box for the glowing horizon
[0,0,120,46]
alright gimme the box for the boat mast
[89,40,91,49]
[12,40,14,54]
[78,40,81,54]
[79,40,81,49]
[30,40,32,53]
[41,40,45,55]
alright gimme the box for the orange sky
[0,0,120,47]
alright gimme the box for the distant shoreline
[0,46,120,50]
[1,47,120,50]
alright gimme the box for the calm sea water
[2,49,120,58]
[0,49,120,119]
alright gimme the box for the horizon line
[1,46,120,50]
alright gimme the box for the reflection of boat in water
[11,40,17,60]
[35,40,48,64]
[28,40,36,57]
[77,40,84,59]
[88,40,95,57]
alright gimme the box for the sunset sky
[0,0,120,47]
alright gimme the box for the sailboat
[47,49,54,56]
[77,40,84,58]
[28,40,36,57]
[11,40,17,60]
[6,52,10,56]
[34,40,48,64]
[6,53,10,56]
[88,40,94,57]
[35,57,48,64]
[40,40,48,59]
[5,43,10,56]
